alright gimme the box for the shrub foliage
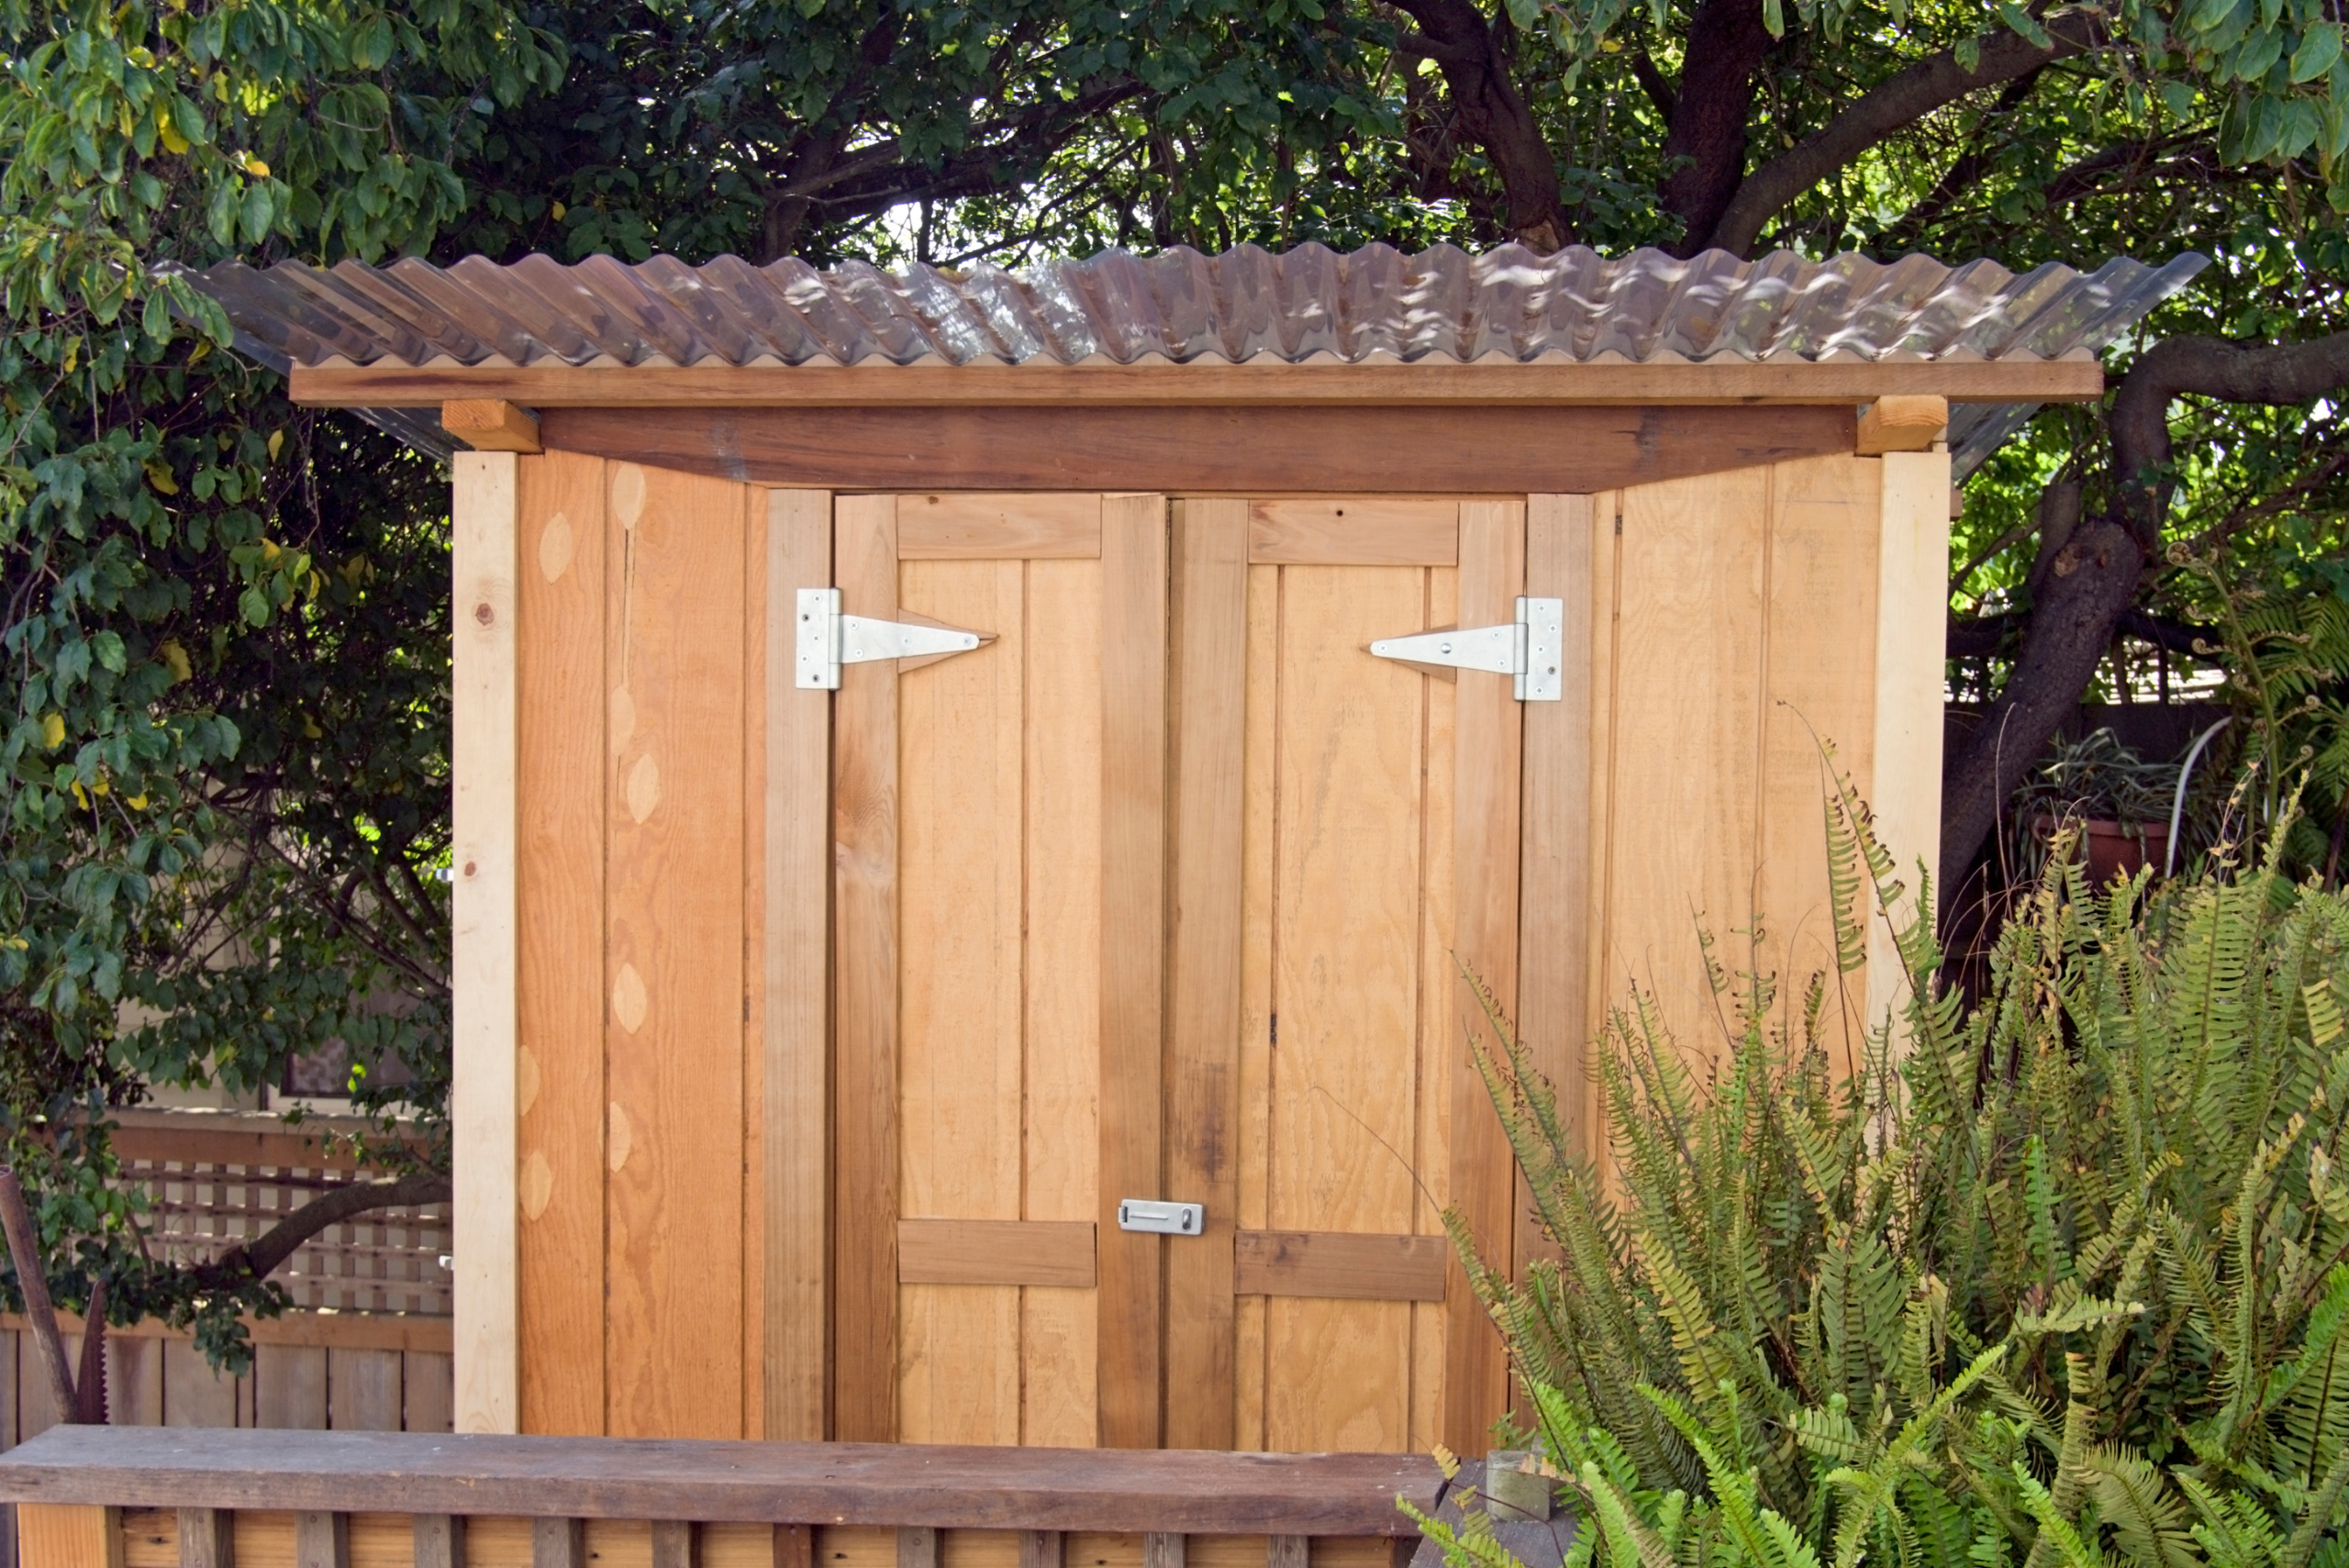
[1423,774,2349,1568]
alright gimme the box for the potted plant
[2007,727,2181,884]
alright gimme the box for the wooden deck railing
[0,1428,1443,1568]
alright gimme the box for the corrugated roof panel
[179,240,2202,372]
[173,240,2208,474]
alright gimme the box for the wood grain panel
[1756,458,1879,1075]
[1867,452,1953,1037]
[1233,1232,1448,1302]
[161,1339,239,1430]
[516,449,607,1438]
[898,495,1102,559]
[257,1347,328,1430]
[743,489,767,1440]
[1163,501,1249,1451]
[20,1506,117,1568]
[1410,566,1458,1457]
[1023,554,1105,1449]
[896,1221,1098,1289]
[831,495,902,1444]
[1265,562,1425,1454]
[1246,501,1457,566]
[1601,471,1770,1069]
[304,356,2102,410]
[764,490,833,1443]
[1516,495,1596,1273]
[602,462,748,1440]
[1582,495,1622,1184]
[1232,565,1279,1452]
[541,406,1858,497]
[451,450,520,1435]
[897,556,1026,1447]
[1442,500,1525,1456]
[1097,495,1168,1450]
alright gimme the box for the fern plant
[1419,766,2349,1568]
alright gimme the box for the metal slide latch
[1367,595,1565,702]
[1118,1199,1205,1236]
[795,587,989,690]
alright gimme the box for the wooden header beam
[295,356,2103,410]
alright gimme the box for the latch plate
[1118,1198,1204,1236]
[1368,596,1565,702]
[796,587,988,690]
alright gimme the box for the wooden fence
[107,1110,451,1317]
[0,1428,1449,1568]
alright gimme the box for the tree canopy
[3,0,2345,1349]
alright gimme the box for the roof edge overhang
[287,353,2103,410]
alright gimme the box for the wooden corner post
[452,450,521,1434]
[1867,450,1953,1036]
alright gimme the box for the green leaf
[2292,21,2342,80]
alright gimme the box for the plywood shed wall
[440,446,1948,1457]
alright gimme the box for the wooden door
[822,492,1524,1455]
[1177,499,1526,1457]
[828,492,1169,1448]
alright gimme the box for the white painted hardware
[795,586,988,690]
[1368,595,1565,702]
[1118,1198,1205,1236]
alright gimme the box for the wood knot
[462,860,478,878]
[473,601,495,625]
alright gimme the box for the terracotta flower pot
[2034,815,2171,883]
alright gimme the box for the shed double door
[812,491,1525,1455]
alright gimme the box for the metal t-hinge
[795,587,990,690]
[1368,596,1565,702]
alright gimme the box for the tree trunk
[1387,0,1570,249]
[1659,0,1776,256]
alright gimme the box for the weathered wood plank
[539,406,1857,498]
[1097,495,1169,1450]
[1231,1233,1446,1304]
[534,1518,584,1568]
[1442,501,1525,1455]
[415,1515,462,1568]
[0,1429,1441,1537]
[1020,1534,1063,1568]
[764,489,833,1444]
[1163,501,1248,1452]
[176,1509,230,1568]
[254,1350,327,1432]
[896,1529,938,1568]
[1246,502,1457,567]
[653,1521,698,1568]
[896,1222,1097,1290]
[516,448,609,1440]
[292,1513,346,1568]
[451,450,521,1435]
[1141,1537,1182,1568]
[831,495,902,1444]
[325,1351,401,1434]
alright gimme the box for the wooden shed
[189,240,2194,1462]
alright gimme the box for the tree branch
[1938,329,2349,907]
[1702,7,2112,257]
[1386,0,1569,248]
[198,1171,452,1288]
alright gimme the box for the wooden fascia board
[288,356,2104,408]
